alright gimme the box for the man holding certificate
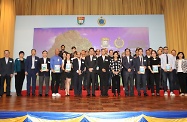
[50,49,63,97]
[38,50,50,97]
[160,46,175,96]
[148,50,161,96]
[134,48,148,96]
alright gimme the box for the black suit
[98,56,110,96]
[145,55,151,90]
[134,56,147,94]
[122,56,134,96]
[85,55,98,95]
[38,58,50,95]
[72,58,85,96]
[59,50,68,59]
[0,57,14,96]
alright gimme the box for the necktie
[140,57,143,65]
[166,54,168,64]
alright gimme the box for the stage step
[22,86,179,97]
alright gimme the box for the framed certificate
[166,64,171,71]
[41,64,47,71]
[66,63,71,71]
[152,65,158,73]
[54,65,61,73]
[139,66,145,74]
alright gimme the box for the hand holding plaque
[166,64,171,71]
[152,65,159,73]
[139,66,145,74]
[54,65,61,73]
[41,64,47,72]
[65,63,71,72]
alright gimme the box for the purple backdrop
[33,27,149,57]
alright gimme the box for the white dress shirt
[160,53,175,70]
[31,56,35,69]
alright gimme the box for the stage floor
[0,93,187,112]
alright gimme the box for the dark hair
[109,50,113,53]
[71,46,76,49]
[74,51,78,55]
[61,45,65,48]
[4,50,10,53]
[151,50,158,56]
[89,47,94,51]
[42,50,48,54]
[19,51,24,55]
[164,46,168,49]
[176,52,185,59]
[138,48,143,52]
[125,48,131,52]
[113,51,118,56]
[101,48,105,51]
[31,49,36,52]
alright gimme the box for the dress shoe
[113,94,116,97]
[92,94,96,97]
[144,93,148,97]
[87,94,90,97]
[6,95,12,97]
[156,93,160,96]
[138,93,141,96]
[130,94,134,97]
[45,94,48,97]
[32,94,35,96]
[27,94,30,97]
[39,94,42,97]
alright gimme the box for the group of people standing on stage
[0,45,187,98]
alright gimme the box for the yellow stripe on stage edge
[144,115,187,122]
[0,115,27,122]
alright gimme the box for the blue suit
[25,55,39,95]
[134,56,147,94]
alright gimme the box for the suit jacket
[85,55,98,72]
[134,56,147,73]
[98,56,110,73]
[72,58,85,74]
[14,58,26,73]
[38,58,50,76]
[0,57,14,76]
[25,55,40,74]
[122,56,134,74]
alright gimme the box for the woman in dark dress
[14,51,26,96]
[148,50,161,96]
[62,53,72,96]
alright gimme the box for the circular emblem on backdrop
[114,37,124,48]
[98,17,106,26]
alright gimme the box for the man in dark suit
[0,50,14,97]
[38,50,50,97]
[72,52,85,96]
[25,49,40,96]
[122,48,134,96]
[134,48,148,96]
[59,45,68,58]
[145,49,151,90]
[85,47,98,97]
[98,49,110,96]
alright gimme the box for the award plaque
[139,66,145,74]
[41,64,47,71]
[66,63,71,71]
[54,65,61,73]
[152,65,159,73]
[166,64,171,71]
